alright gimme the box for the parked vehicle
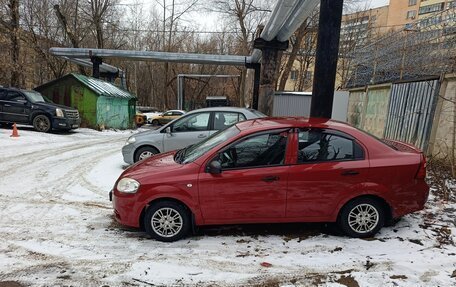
[148,110,185,125]
[139,107,162,124]
[122,107,265,164]
[134,111,147,127]
[111,117,429,242]
[0,87,80,132]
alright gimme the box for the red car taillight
[416,154,426,179]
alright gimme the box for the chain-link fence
[346,8,456,88]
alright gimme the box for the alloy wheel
[34,116,50,132]
[347,203,379,234]
[151,207,183,238]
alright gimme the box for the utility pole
[310,0,344,119]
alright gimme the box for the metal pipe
[51,48,248,66]
[51,0,316,66]
[250,0,301,63]
[261,0,297,41]
[62,57,120,73]
[277,0,319,42]
[177,74,240,78]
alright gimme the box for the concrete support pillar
[253,38,288,115]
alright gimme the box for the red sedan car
[111,117,429,242]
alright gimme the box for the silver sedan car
[122,107,266,164]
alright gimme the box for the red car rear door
[286,128,370,219]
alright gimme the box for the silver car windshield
[180,125,241,164]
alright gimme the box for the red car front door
[198,166,289,223]
[198,130,292,224]
[286,128,370,219]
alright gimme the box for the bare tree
[157,0,199,109]
[81,0,115,49]
[21,0,69,82]
[277,9,319,91]
[209,0,273,107]
[0,0,22,87]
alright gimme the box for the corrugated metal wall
[384,79,440,150]
[272,91,349,121]
[364,86,391,138]
[97,96,134,129]
[72,85,98,128]
[347,89,366,128]
[273,93,312,117]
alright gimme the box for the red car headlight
[117,177,140,193]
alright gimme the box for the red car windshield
[180,125,241,164]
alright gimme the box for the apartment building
[282,0,455,92]
[388,0,454,29]
[340,5,390,42]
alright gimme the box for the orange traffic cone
[10,123,19,138]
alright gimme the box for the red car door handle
[262,176,279,182]
[341,170,360,176]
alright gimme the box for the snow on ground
[0,126,455,287]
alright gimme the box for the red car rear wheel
[338,197,385,238]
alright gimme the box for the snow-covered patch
[0,127,455,286]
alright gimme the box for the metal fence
[383,79,440,150]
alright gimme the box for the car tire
[151,119,159,126]
[134,146,159,162]
[338,197,385,238]
[32,115,52,133]
[144,200,191,242]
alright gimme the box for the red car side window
[297,129,363,163]
[218,131,288,169]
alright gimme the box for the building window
[419,3,445,15]
[449,1,456,9]
[406,10,417,19]
[290,70,298,80]
[408,0,417,6]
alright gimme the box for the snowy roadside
[0,127,455,287]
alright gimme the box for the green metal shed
[35,73,136,130]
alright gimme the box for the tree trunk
[54,4,86,75]
[278,23,308,91]
[9,0,21,87]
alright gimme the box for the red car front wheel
[144,200,191,242]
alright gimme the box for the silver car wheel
[151,207,183,238]
[139,151,154,161]
[348,203,379,234]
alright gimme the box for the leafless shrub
[427,156,456,202]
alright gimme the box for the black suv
[0,87,81,132]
